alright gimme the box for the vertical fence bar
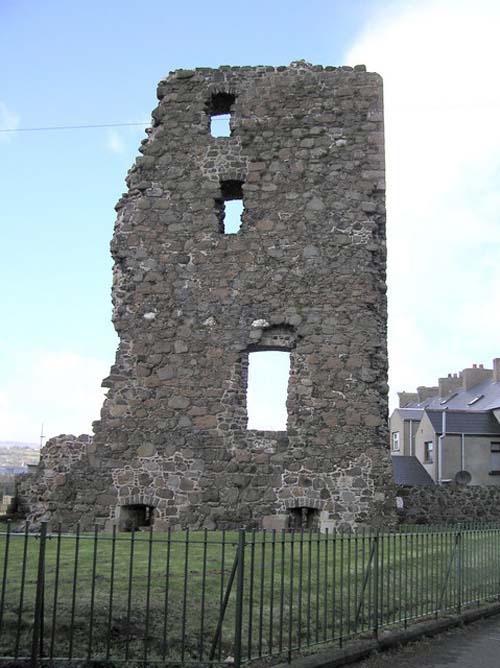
[269,529,276,655]
[87,525,99,662]
[0,519,11,650]
[315,529,320,643]
[233,529,246,668]
[14,522,30,658]
[339,529,344,647]
[199,528,208,661]
[457,530,463,613]
[161,527,172,662]
[124,528,136,662]
[105,524,116,662]
[68,523,80,660]
[247,529,256,660]
[287,531,295,663]
[373,529,379,638]
[49,523,62,661]
[180,528,190,664]
[144,524,154,664]
[258,531,266,657]
[30,522,47,668]
[323,528,328,643]
[279,529,285,654]
[218,528,226,662]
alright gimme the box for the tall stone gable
[21,62,396,530]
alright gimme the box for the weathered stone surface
[18,62,396,531]
[396,485,500,525]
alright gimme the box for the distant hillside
[0,442,40,468]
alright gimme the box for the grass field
[1,525,500,665]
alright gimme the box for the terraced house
[391,358,500,486]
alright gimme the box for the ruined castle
[19,62,395,531]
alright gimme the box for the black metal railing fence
[1,522,500,666]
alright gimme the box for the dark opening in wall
[247,350,290,430]
[207,92,235,137]
[119,504,155,531]
[288,507,319,530]
[216,180,244,234]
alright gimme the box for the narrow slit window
[217,180,244,234]
[208,92,235,138]
[247,351,290,430]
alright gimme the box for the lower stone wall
[16,431,397,532]
[396,484,500,524]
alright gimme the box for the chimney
[417,385,439,404]
[398,391,418,408]
[493,358,500,382]
[438,373,462,398]
[462,364,492,391]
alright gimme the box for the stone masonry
[19,62,396,531]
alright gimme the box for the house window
[490,442,500,473]
[391,431,400,452]
[207,92,235,137]
[216,180,244,234]
[424,441,434,464]
[247,350,290,430]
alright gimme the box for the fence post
[234,529,246,668]
[373,529,380,639]
[31,522,47,668]
[457,530,463,614]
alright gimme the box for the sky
[1,0,499,442]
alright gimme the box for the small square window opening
[211,114,231,137]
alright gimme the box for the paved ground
[353,615,500,667]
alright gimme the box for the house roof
[396,408,425,421]
[426,409,500,436]
[392,456,435,486]
[403,380,500,412]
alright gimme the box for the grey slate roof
[403,380,500,412]
[396,408,424,421]
[426,409,500,436]
[392,456,435,486]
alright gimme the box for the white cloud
[106,129,125,154]
[0,349,109,443]
[0,101,20,142]
[345,0,500,408]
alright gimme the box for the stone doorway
[119,504,155,531]
[288,506,319,530]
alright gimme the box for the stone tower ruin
[19,62,395,531]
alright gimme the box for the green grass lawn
[1,526,499,665]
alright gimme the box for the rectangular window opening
[217,180,244,234]
[210,113,231,137]
[424,441,434,464]
[208,92,235,138]
[247,350,290,431]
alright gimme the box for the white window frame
[391,431,400,452]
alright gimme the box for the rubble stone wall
[397,484,500,525]
[19,62,396,531]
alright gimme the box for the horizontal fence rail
[1,522,500,666]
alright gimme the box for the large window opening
[247,350,290,430]
[216,180,244,234]
[207,92,235,138]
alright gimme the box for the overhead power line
[0,117,230,133]
[0,122,148,133]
